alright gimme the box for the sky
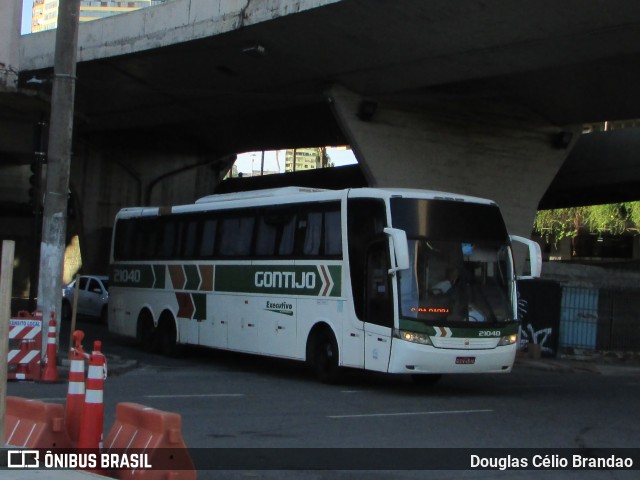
[21,0,33,34]
[234,148,357,175]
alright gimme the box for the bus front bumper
[388,338,517,374]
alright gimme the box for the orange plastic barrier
[104,402,196,480]
[66,330,88,445]
[40,312,60,382]
[78,340,107,451]
[4,396,72,449]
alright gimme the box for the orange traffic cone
[66,330,88,445]
[40,312,60,383]
[77,340,107,452]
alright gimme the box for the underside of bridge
[2,0,640,294]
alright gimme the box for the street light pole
[37,0,81,349]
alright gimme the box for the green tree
[534,202,640,245]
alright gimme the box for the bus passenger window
[303,212,323,256]
[324,210,341,256]
[255,217,277,256]
[219,216,254,256]
[159,221,176,258]
[278,216,296,256]
[199,219,217,258]
[182,220,198,258]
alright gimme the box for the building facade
[284,147,329,173]
[31,0,167,33]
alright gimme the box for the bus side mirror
[510,235,542,279]
[384,227,410,274]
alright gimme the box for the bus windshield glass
[391,198,515,325]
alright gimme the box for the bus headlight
[394,329,432,346]
[497,334,518,346]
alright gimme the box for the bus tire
[137,311,158,353]
[310,329,341,384]
[158,312,179,357]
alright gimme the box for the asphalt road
[6,317,640,480]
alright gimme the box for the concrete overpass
[3,0,640,286]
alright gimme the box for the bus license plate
[456,356,476,365]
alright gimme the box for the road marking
[145,393,245,398]
[328,409,493,419]
[340,390,362,394]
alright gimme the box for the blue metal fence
[559,286,640,351]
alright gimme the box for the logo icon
[7,450,40,468]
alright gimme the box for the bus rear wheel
[311,330,341,384]
[158,313,179,357]
[137,312,158,353]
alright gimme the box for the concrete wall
[68,141,224,274]
[0,0,21,91]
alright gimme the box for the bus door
[363,240,394,372]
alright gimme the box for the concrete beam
[20,0,341,70]
[328,85,578,266]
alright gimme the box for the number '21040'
[113,268,141,284]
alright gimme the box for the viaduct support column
[329,85,579,243]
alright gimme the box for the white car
[62,275,109,323]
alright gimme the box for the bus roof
[114,187,497,220]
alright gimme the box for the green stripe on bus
[184,265,200,290]
[112,263,342,298]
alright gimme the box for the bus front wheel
[311,330,341,384]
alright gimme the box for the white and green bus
[108,187,540,382]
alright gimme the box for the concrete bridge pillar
[329,85,579,242]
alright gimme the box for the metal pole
[1,240,16,446]
[68,273,80,352]
[37,0,81,352]
[30,116,47,311]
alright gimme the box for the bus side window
[255,216,277,256]
[219,215,255,257]
[181,218,198,258]
[137,217,158,260]
[114,219,135,261]
[199,219,217,258]
[324,210,341,256]
[159,220,176,259]
[299,203,342,258]
[303,212,323,256]
[256,209,297,257]
[278,215,296,256]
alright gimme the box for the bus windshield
[391,198,515,325]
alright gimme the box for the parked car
[62,275,109,323]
